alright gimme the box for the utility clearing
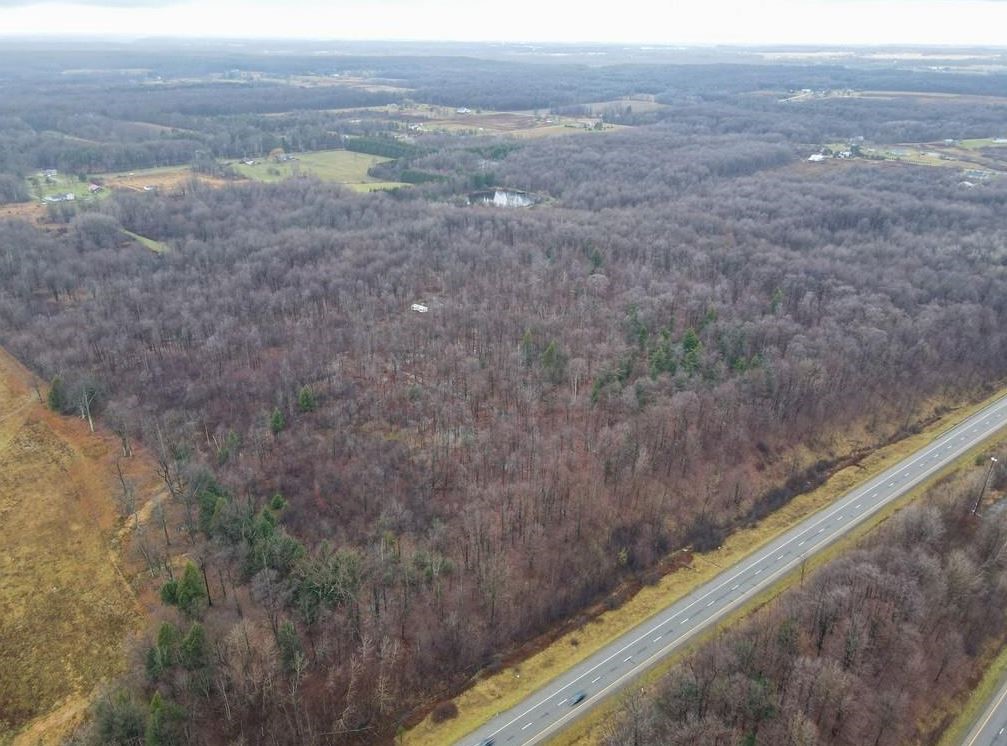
[0,348,160,745]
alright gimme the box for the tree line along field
[2,46,1007,745]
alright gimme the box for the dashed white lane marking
[653,635,662,642]
[522,722,532,730]
[623,656,632,663]
[591,676,601,683]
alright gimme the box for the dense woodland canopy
[1,46,1007,744]
[602,459,1007,746]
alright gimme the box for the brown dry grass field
[858,90,1007,106]
[0,347,162,745]
[420,111,616,138]
[94,166,231,194]
[0,201,48,225]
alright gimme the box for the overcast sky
[1,0,1007,46]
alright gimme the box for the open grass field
[94,164,230,194]
[404,386,1007,746]
[412,109,619,138]
[122,229,169,254]
[509,123,625,139]
[0,347,162,746]
[230,150,408,190]
[274,102,620,139]
[860,145,984,171]
[859,90,1007,106]
[817,137,1006,176]
[2,154,397,229]
[2,166,232,227]
[26,172,97,202]
[960,137,1007,150]
[0,200,47,224]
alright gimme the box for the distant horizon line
[1,35,1007,51]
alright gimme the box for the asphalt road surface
[963,674,1007,746]
[458,394,1007,746]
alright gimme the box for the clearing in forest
[93,164,230,193]
[230,149,408,190]
[3,166,230,226]
[410,108,620,137]
[813,136,1007,176]
[0,347,160,745]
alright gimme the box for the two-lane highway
[459,394,1007,746]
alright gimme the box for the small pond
[469,189,538,208]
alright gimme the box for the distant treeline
[3,49,1007,184]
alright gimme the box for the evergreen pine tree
[270,407,286,435]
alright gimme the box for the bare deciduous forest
[1,45,1006,744]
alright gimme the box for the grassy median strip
[403,387,1007,746]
